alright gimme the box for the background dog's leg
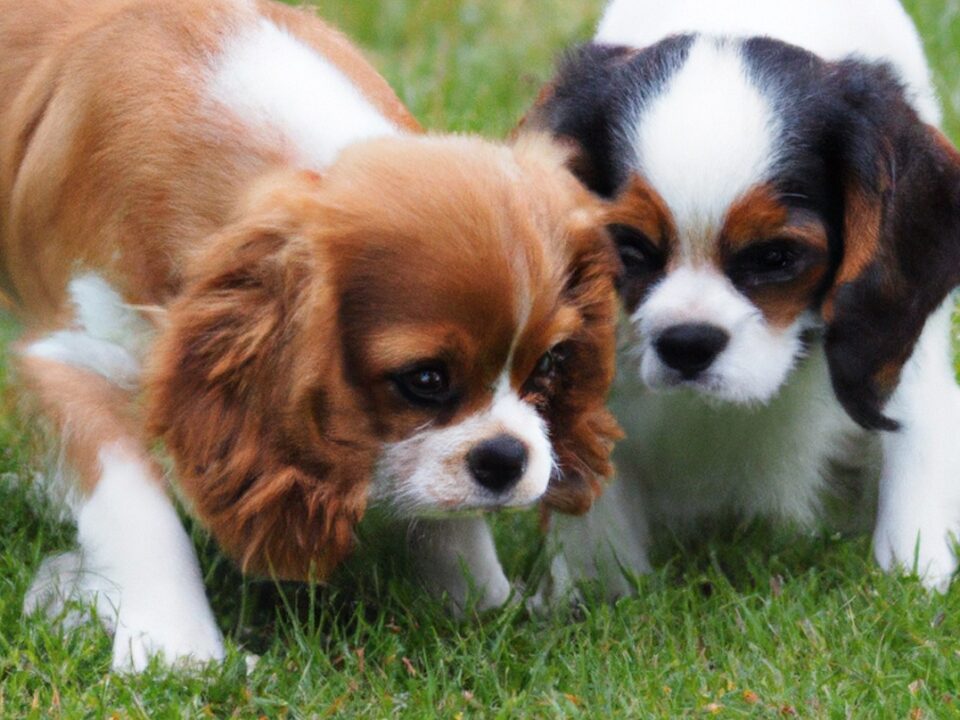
[873,299,960,591]
[533,475,652,612]
[407,516,511,614]
[17,353,224,671]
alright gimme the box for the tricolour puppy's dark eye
[756,246,793,270]
[608,224,665,276]
[726,240,811,288]
[392,364,453,406]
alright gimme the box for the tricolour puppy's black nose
[467,434,528,493]
[654,323,730,378]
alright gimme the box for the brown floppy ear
[146,172,377,580]
[542,225,624,515]
[823,65,960,431]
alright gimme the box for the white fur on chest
[208,17,399,170]
[612,347,868,526]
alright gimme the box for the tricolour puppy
[1,0,621,669]
[524,0,960,600]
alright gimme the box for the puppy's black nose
[654,323,729,378]
[467,434,527,493]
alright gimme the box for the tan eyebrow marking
[605,174,677,255]
[719,183,828,255]
[718,183,831,329]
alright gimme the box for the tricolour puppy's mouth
[634,335,809,408]
[655,369,724,394]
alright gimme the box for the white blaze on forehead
[208,17,399,169]
[633,38,780,255]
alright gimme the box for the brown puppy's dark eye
[392,364,452,406]
[535,343,569,379]
[534,350,556,378]
[524,344,569,405]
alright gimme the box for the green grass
[2,1,960,717]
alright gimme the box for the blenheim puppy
[524,0,960,600]
[1,0,621,669]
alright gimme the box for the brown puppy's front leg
[17,350,224,671]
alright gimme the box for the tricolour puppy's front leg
[18,351,224,671]
[873,300,960,591]
[533,474,652,612]
[407,517,513,614]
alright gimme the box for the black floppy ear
[520,37,694,197]
[519,43,645,196]
[823,64,960,430]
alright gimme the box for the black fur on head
[521,36,694,197]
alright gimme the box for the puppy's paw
[24,551,121,632]
[873,518,958,592]
[526,554,583,617]
[25,551,224,672]
[526,582,584,618]
[473,572,513,613]
[111,597,224,672]
[438,571,514,619]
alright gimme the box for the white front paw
[473,572,513,613]
[873,520,958,592]
[111,600,225,672]
[528,553,581,617]
[427,568,514,618]
[25,551,225,672]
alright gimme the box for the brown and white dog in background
[0,0,621,669]
[524,0,960,602]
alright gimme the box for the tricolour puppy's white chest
[612,348,869,527]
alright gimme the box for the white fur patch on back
[208,17,399,170]
[633,39,780,256]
